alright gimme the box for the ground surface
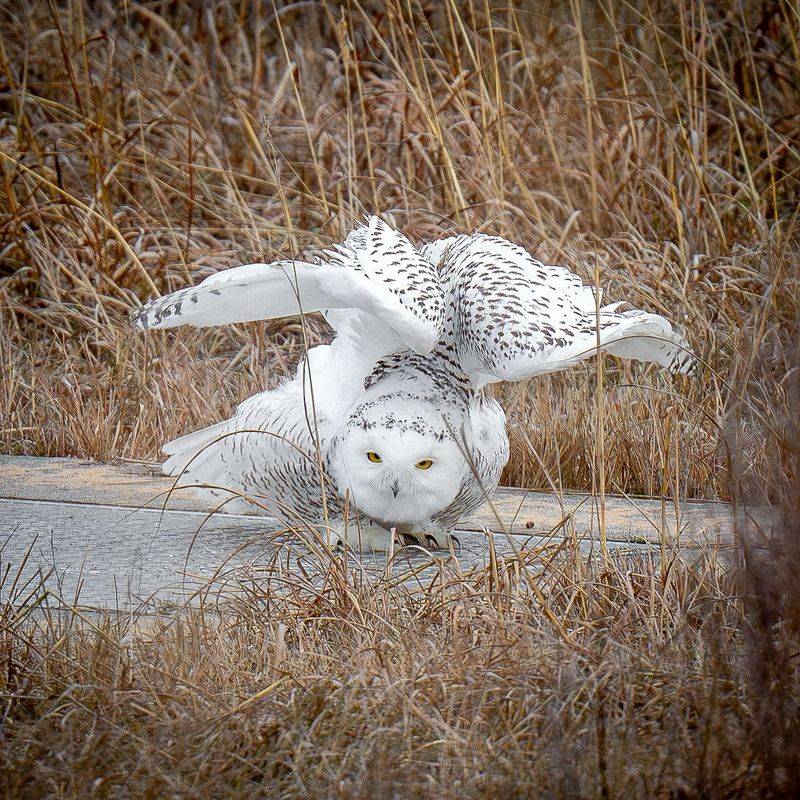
[1,455,732,609]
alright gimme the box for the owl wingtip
[130,305,149,330]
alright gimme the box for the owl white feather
[132,217,693,551]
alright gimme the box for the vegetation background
[1,0,799,797]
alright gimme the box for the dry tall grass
[2,0,800,797]
[0,543,781,798]
[2,0,797,497]
[2,461,800,798]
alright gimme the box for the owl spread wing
[131,216,444,358]
[423,234,694,388]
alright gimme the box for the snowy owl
[132,217,693,551]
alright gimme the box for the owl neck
[297,323,411,424]
[363,346,474,408]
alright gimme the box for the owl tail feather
[161,420,229,478]
[160,420,264,514]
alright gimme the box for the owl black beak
[390,480,401,498]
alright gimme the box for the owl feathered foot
[324,520,460,553]
[325,519,394,553]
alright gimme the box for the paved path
[0,456,733,609]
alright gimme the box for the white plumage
[133,217,693,550]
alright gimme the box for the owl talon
[397,530,457,552]
[425,534,441,550]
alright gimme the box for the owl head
[328,397,467,527]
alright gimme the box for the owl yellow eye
[366,451,382,463]
[415,458,433,470]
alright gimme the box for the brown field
[1,0,799,797]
